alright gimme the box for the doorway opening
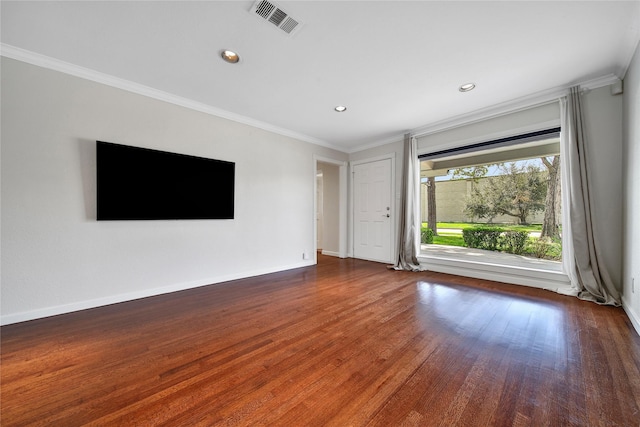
[314,156,347,262]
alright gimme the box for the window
[419,129,563,269]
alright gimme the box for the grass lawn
[432,234,465,247]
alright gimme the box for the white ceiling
[2,1,639,153]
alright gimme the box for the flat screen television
[97,141,235,220]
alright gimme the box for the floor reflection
[415,281,566,356]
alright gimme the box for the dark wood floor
[2,255,640,426]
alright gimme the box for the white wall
[0,57,347,324]
[622,42,640,331]
[1,53,631,326]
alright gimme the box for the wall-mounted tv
[97,141,234,220]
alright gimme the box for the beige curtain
[390,133,425,271]
[560,87,620,305]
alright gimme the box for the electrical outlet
[303,252,309,260]
[633,277,635,294]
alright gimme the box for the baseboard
[622,298,640,337]
[321,250,340,257]
[0,260,315,326]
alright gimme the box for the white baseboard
[321,250,340,257]
[622,298,640,337]
[0,260,315,326]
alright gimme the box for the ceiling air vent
[250,0,303,36]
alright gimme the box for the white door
[353,158,392,263]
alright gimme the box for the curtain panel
[390,134,425,271]
[560,87,620,305]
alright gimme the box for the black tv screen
[96,141,234,220]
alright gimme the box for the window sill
[418,246,572,295]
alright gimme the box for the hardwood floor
[2,255,640,426]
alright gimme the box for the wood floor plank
[2,255,640,426]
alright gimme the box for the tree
[463,162,546,224]
[426,177,437,236]
[450,165,492,181]
[449,164,496,222]
[540,156,561,239]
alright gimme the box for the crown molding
[1,43,625,155]
[0,43,347,152]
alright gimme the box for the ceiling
[2,1,639,153]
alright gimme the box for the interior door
[353,158,392,263]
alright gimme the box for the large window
[419,129,562,268]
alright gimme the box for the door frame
[313,155,348,262]
[349,153,396,262]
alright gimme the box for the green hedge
[529,236,563,259]
[499,230,529,255]
[462,227,531,255]
[421,228,434,244]
[462,227,504,251]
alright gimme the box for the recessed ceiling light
[334,106,347,112]
[459,83,476,92]
[221,50,240,64]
